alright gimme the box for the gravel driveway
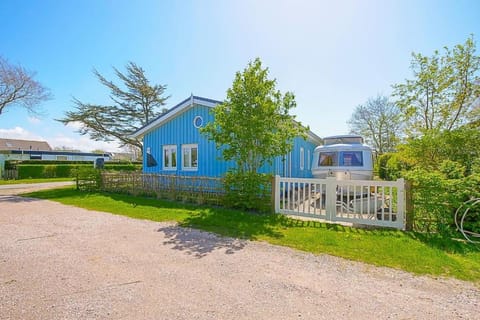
[0,192,479,319]
[0,181,74,196]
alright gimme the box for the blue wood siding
[143,104,235,177]
[264,137,316,178]
[142,103,318,178]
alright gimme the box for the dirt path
[0,181,74,196]
[0,195,479,319]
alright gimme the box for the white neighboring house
[0,138,111,177]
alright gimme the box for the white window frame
[300,147,305,170]
[307,149,311,171]
[163,145,177,170]
[182,144,198,171]
[193,116,203,128]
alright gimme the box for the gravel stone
[0,189,479,319]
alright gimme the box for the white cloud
[27,116,42,124]
[0,126,45,141]
[50,134,123,153]
[0,126,122,153]
[65,121,84,130]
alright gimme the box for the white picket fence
[274,176,406,229]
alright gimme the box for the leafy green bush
[223,171,272,213]
[405,161,480,235]
[439,160,465,179]
[18,165,48,179]
[16,163,141,179]
[385,154,412,180]
[72,167,102,191]
[55,164,74,177]
[377,153,411,180]
[376,153,392,180]
[398,127,480,174]
[104,163,140,171]
[18,164,78,178]
[7,160,141,165]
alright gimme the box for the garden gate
[274,176,406,230]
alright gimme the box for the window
[318,152,338,166]
[163,145,177,170]
[193,116,203,128]
[307,149,311,170]
[56,155,68,161]
[300,147,305,170]
[339,151,363,166]
[182,144,198,170]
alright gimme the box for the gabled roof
[0,138,52,151]
[130,95,322,144]
[131,95,221,139]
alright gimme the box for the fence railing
[275,176,406,230]
[97,172,406,229]
[2,169,18,180]
[100,172,224,205]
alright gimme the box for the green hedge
[6,160,141,166]
[376,153,412,181]
[223,171,272,213]
[17,163,141,179]
[406,162,480,235]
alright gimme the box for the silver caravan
[312,135,374,180]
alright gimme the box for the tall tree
[347,95,402,154]
[0,56,51,115]
[202,58,306,173]
[393,35,480,135]
[59,62,169,150]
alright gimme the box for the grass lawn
[24,187,480,283]
[0,178,74,185]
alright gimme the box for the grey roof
[0,138,52,151]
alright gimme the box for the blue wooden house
[131,95,322,178]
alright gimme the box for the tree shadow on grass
[407,231,480,254]
[178,208,286,241]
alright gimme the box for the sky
[1,0,479,152]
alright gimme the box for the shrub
[72,167,102,191]
[405,163,480,235]
[15,163,141,179]
[385,154,411,180]
[377,153,411,180]
[104,163,140,171]
[376,153,392,180]
[439,160,465,179]
[18,165,47,179]
[223,171,272,213]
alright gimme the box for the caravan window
[318,152,338,166]
[339,151,363,166]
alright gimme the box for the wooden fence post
[405,180,414,231]
[271,175,276,213]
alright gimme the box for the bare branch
[0,56,51,115]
